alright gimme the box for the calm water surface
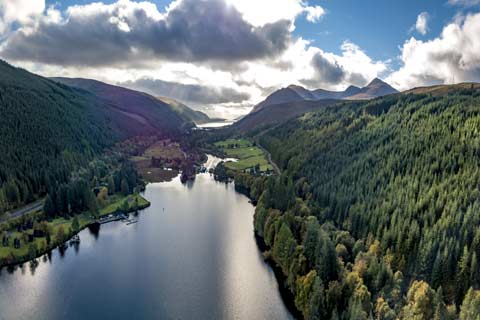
[0,159,292,320]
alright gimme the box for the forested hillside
[0,61,181,214]
[247,86,480,319]
[52,77,186,132]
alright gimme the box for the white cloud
[0,0,384,119]
[1,0,292,66]
[448,0,480,7]
[414,12,429,35]
[0,0,45,34]
[225,0,303,27]
[305,6,326,23]
[225,0,325,27]
[388,12,480,90]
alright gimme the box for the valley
[3,1,480,319]
[2,50,480,320]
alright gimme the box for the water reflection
[0,169,293,320]
[87,223,100,239]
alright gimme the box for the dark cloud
[0,0,291,67]
[311,52,345,84]
[299,52,346,88]
[122,77,250,105]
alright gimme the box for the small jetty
[95,213,139,226]
[69,234,80,244]
[125,219,138,225]
[97,213,127,225]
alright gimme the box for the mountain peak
[367,78,386,87]
[287,84,306,90]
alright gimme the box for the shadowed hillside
[52,77,185,134]
[0,61,185,214]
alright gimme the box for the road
[0,199,45,222]
[256,142,281,175]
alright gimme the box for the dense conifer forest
[233,88,480,319]
[0,60,179,214]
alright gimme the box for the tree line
[230,89,480,319]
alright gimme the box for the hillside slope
[0,61,124,212]
[251,86,480,318]
[156,96,212,124]
[52,77,185,133]
[232,99,340,133]
[0,61,183,214]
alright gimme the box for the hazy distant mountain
[156,96,215,124]
[252,78,398,113]
[346,78,398,100]
[232,78,398,133]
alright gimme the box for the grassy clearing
[100,193,149,216]
[215,139,272,172]
[131,140,183,182]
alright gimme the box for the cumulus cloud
[0,0,386,118]
[414,12,429,35]
[0,0,45,34]
[388,12,480,90]
[123,77,250,105]
[305,6,326,23]
[301,41,387,88]
[226,0,325,27]
[0,0,291,66]
[310,53,345,84]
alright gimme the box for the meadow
[215,139,272,172]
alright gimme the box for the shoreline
[0,195,151,269]
[255,234,303,320]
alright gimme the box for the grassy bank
[131,140,184,183]
[0,193,150,267]
[214,139,272,172]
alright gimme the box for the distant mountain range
[252,78,398,113]
[232,78,398,133]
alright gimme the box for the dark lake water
[0,159,293,320]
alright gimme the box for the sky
[0,0,480,119]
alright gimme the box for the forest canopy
[251,88,480,319]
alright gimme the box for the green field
[100,193,150,216]
[215,139,272,172]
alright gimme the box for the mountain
[232,99,340,133]
[156,96,213,124]
[251,85,317,113]
[346,77,399,100]
[0,60,145,212]
[52,77,185,134]
[251,85,480,318]
[252,78,397,113]
[0,60,189,214]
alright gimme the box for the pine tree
[121,178,129,196]
[108,176,116,195]
[456,246,471,306]
[43,194,56,218]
